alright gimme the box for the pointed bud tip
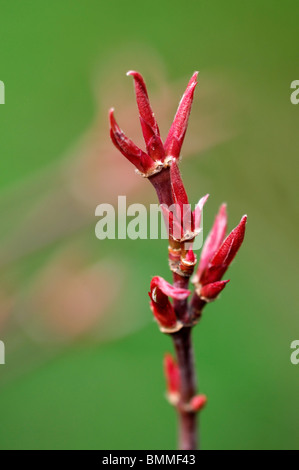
[185,249,196,263]
[200,279,230,300]
[186,72,199,92]
[127,70,144,82]
[200,193,210,206]
[194,193,209,215]
[109,108,115,123]
[126,70,147,89]
[127,70,137,77]
[191,71,199,83]
[238,215,248,232]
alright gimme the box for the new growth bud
[110,71,199,176]
[149,276,191,331]
[189,394,207,413]
[164,353,180,405]
[164,72,199,160]
[193,211,247,306]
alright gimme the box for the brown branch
[149,168,173,206]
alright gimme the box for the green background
[0,0,298,450]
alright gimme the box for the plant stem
[172,273,191,324]
[172,327,198,450]
[149,168,173,206]
[150,166,199,449]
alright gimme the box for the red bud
[192,194,209,233]
[184,249,196,264]
[200,215,247,285]
[164,353,180,399]
[164,72,198,160]
[190,394,207,412]
[127,71,165,162]
[149,294,177,329]
[150,276,191,300]
[196,204,227,282]
[200,280,230,301]
[109,109,155,174]
[149,276,190,329]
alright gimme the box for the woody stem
[149,168,173,206]
[172,273,191,324]
[172,327,198,450]
[150,167,198,449]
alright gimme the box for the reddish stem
[150,167,199,449]
[172,272,191,324]
[190,292,206,322]
[149,168,173,206]
[172,327,198,450]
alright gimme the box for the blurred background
[0,0,298,450]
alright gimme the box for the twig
[172,327,198,450]
[109,70,247,451]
